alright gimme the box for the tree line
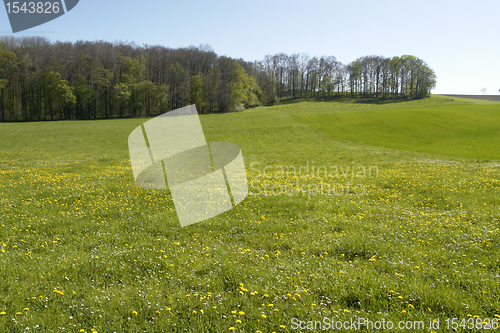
[0,36,436,122]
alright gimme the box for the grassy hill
[290,97,500,160]
[0,95,499,331]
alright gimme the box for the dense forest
[0,36,436,122]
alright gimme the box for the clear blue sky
[1,0,499,95]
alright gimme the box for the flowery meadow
[0,95,499,332]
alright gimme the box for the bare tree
[481,88,487,95]
[0,36,439,121]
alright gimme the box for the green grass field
[0,95,499,332]
[292,103,500,160]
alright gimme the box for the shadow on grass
[277,95,424,106]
